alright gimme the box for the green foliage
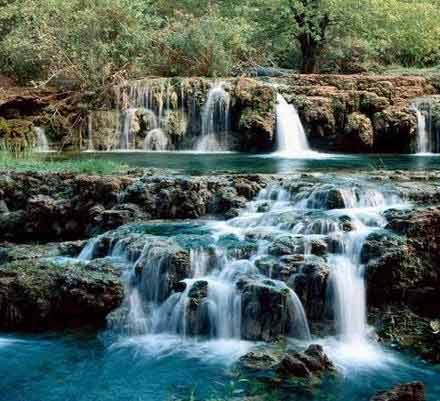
[0,151,128,174]
[151,12,258,76]
[0,0,161,87]
[0,0,439,86]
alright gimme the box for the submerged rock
[239,344,336,390]
[370,382,425,401]
[277,344,335,379]
[0,259,123,331]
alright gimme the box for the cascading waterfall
[195,83,231,152]
[275,94,312,156]
[114,80,177,151]
[144,128,169,151]
[78,178,405,354]
[86,115,95,152]
[411,98,435,154]
[109,79,233,152]
[33,127,50,152]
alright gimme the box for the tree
[286,0,331,73]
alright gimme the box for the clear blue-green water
[0,332,439,401]
[52,152,440,175]
[5,155,440,400]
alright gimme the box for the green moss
[0,152,128,174]
[0,118,35,154]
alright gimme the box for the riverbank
[1,74,439,155]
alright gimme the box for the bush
[150,12,258,77]
[0,0,161,88]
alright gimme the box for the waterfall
[33,127,50,152]
[275,94,312,156]
[195,83,231,152]
[87,115,95,152]
[411,98,434,154]
[78,178,406,352]
[144,129,169,151]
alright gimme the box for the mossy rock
[0,259,123,331]
[0,117,36,153]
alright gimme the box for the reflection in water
[43,152,440,175]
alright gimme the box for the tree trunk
[299,36,321,74]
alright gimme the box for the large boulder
[0,259,123,331]
[239,280,304,341]
[239,344,336,389]
[370,382,425,401]
[339,112,374,152]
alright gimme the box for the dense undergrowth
[0,0,439,90]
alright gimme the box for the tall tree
[286,0,331,73]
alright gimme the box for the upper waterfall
[411,98,436,154]
[195,83,231,152]
[33,127,50,152]
[275,94,313,156]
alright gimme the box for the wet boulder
[184,280,210,336]
[239,280,301,341]
[269,235,305,257]
[370,382,425,401]
[290,258,330,321]
[305,186,347,210]
[239,344,336,389]
[0,259,123,331]
[277,344,335,379]
[130,240,191,303]
[0,240,86,265]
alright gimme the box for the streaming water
[109,80,233,152]
[144,128,169,151]
[33,127,50,152]
[275,94,314,156]
[195,83,231,152]
[411,98,435,154]
[2,176,440,401]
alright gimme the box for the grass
[383,65,440,78]
[0,151,129,174]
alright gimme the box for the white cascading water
[411,98,433,154]
[195,83,231,152]
[114,80,175,151]
[144,128,169,151]
[275,94,312,156]
[78,178,405,360]
[86,115,95,152]
[33,127,50,152]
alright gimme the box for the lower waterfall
[195,83,231,152]
[78,178,405,352]
[275,94,314,156]
[411,98,436,154]
[33,127,50,152]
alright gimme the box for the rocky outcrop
[364,207,440,363]
[239,344,336,388]
[0,259,123,331]
[364,207,440,317]
[370,382,425,401]
[239,280,296,341]
[4,75,436,154]
[372,306,440,364]
[0,171,272,242]
[272,74,436,153]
